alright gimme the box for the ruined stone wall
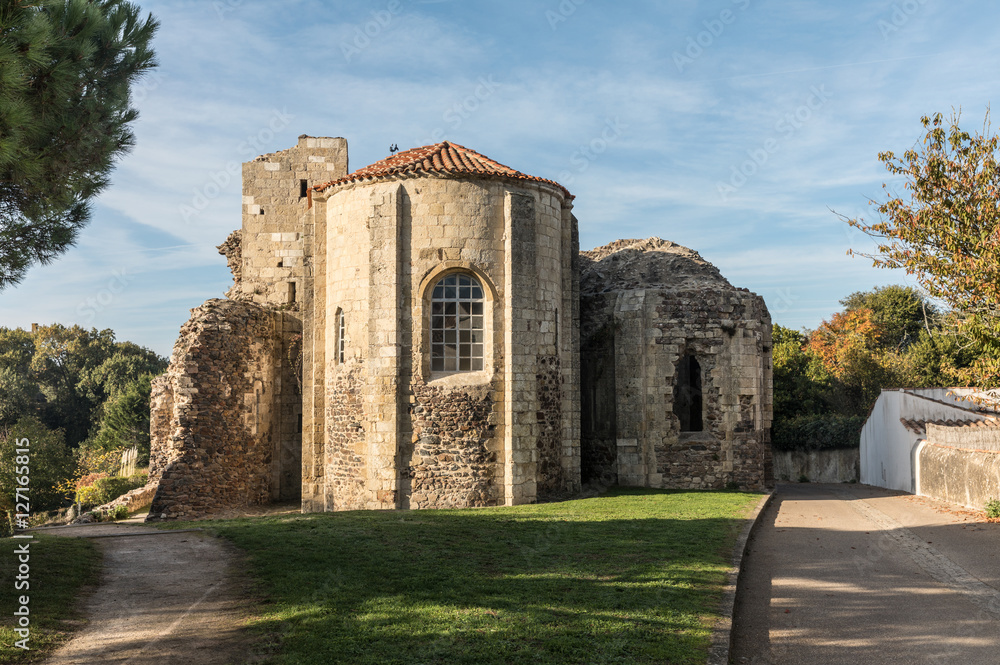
[649,288,771,490]
[579,239,772,491]
[147,299,295,520]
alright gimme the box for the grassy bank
[189,488,761,664]
[0,534,102,663]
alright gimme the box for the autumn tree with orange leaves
[840,111,1000,387]
[806,307,911,414]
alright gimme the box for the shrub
[772,414,866,451]
[75,472,148,508]
[986,499,1000,519]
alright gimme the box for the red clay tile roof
[313,141,573,199]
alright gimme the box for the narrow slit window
[674,353,703,432]
[287,281,296,303]
[337,309,346,364]
[299,179,308,198]
[430,273,484,373]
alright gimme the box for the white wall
[860,389,988,492]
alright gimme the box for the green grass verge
[179,488,762,665]
[0,534,102,663]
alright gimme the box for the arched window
[430,273,484,372]
[674,353,703,432]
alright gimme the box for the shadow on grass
[199,489,761,665]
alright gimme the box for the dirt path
[732,483,1000,664]
[39,521,256,665]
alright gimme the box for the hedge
[772,414,865,451]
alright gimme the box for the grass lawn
[0,534,102,664]
[181,488,762,665]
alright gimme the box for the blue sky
[1,0,995,357]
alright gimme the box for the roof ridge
[312,142,572,199]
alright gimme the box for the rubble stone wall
[148,299,296,520]
[407,381,499,509]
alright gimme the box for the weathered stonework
[918,422,1000,509]
[147,299,299,519]
[580,238,773,491]
[406,381,499,509]
[150,139,773,519]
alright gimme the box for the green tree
[840,111,1000,386]
[772,324,839,419]
[78,344,164,403]
[0,416,75,524]
[30,324,117,445]
[839,285,937,351]
[0,324,166,446]
[0,0,158,288]
[88,373,155,457]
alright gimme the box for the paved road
[731,483,1000,664]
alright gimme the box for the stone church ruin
[147,137,773,519]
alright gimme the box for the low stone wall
[918,442,1000,510]
[772,448,859,483]
[147,298,296,520]
[93,483,157,516]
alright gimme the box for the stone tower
[299,142,582,511]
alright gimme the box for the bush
[772,414,866,451]
[95,504,129,522]
[75,472,148,508]
[986,499,1000,519]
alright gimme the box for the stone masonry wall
[310,175,578,511]
[580,293,618,485]
[535,355,565,497]
[579,238,772,492]
[147,299,291,520]
[324,362,367,510]
[649,289,772,490]
[406,381,499,509]
[231,135,348,308]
